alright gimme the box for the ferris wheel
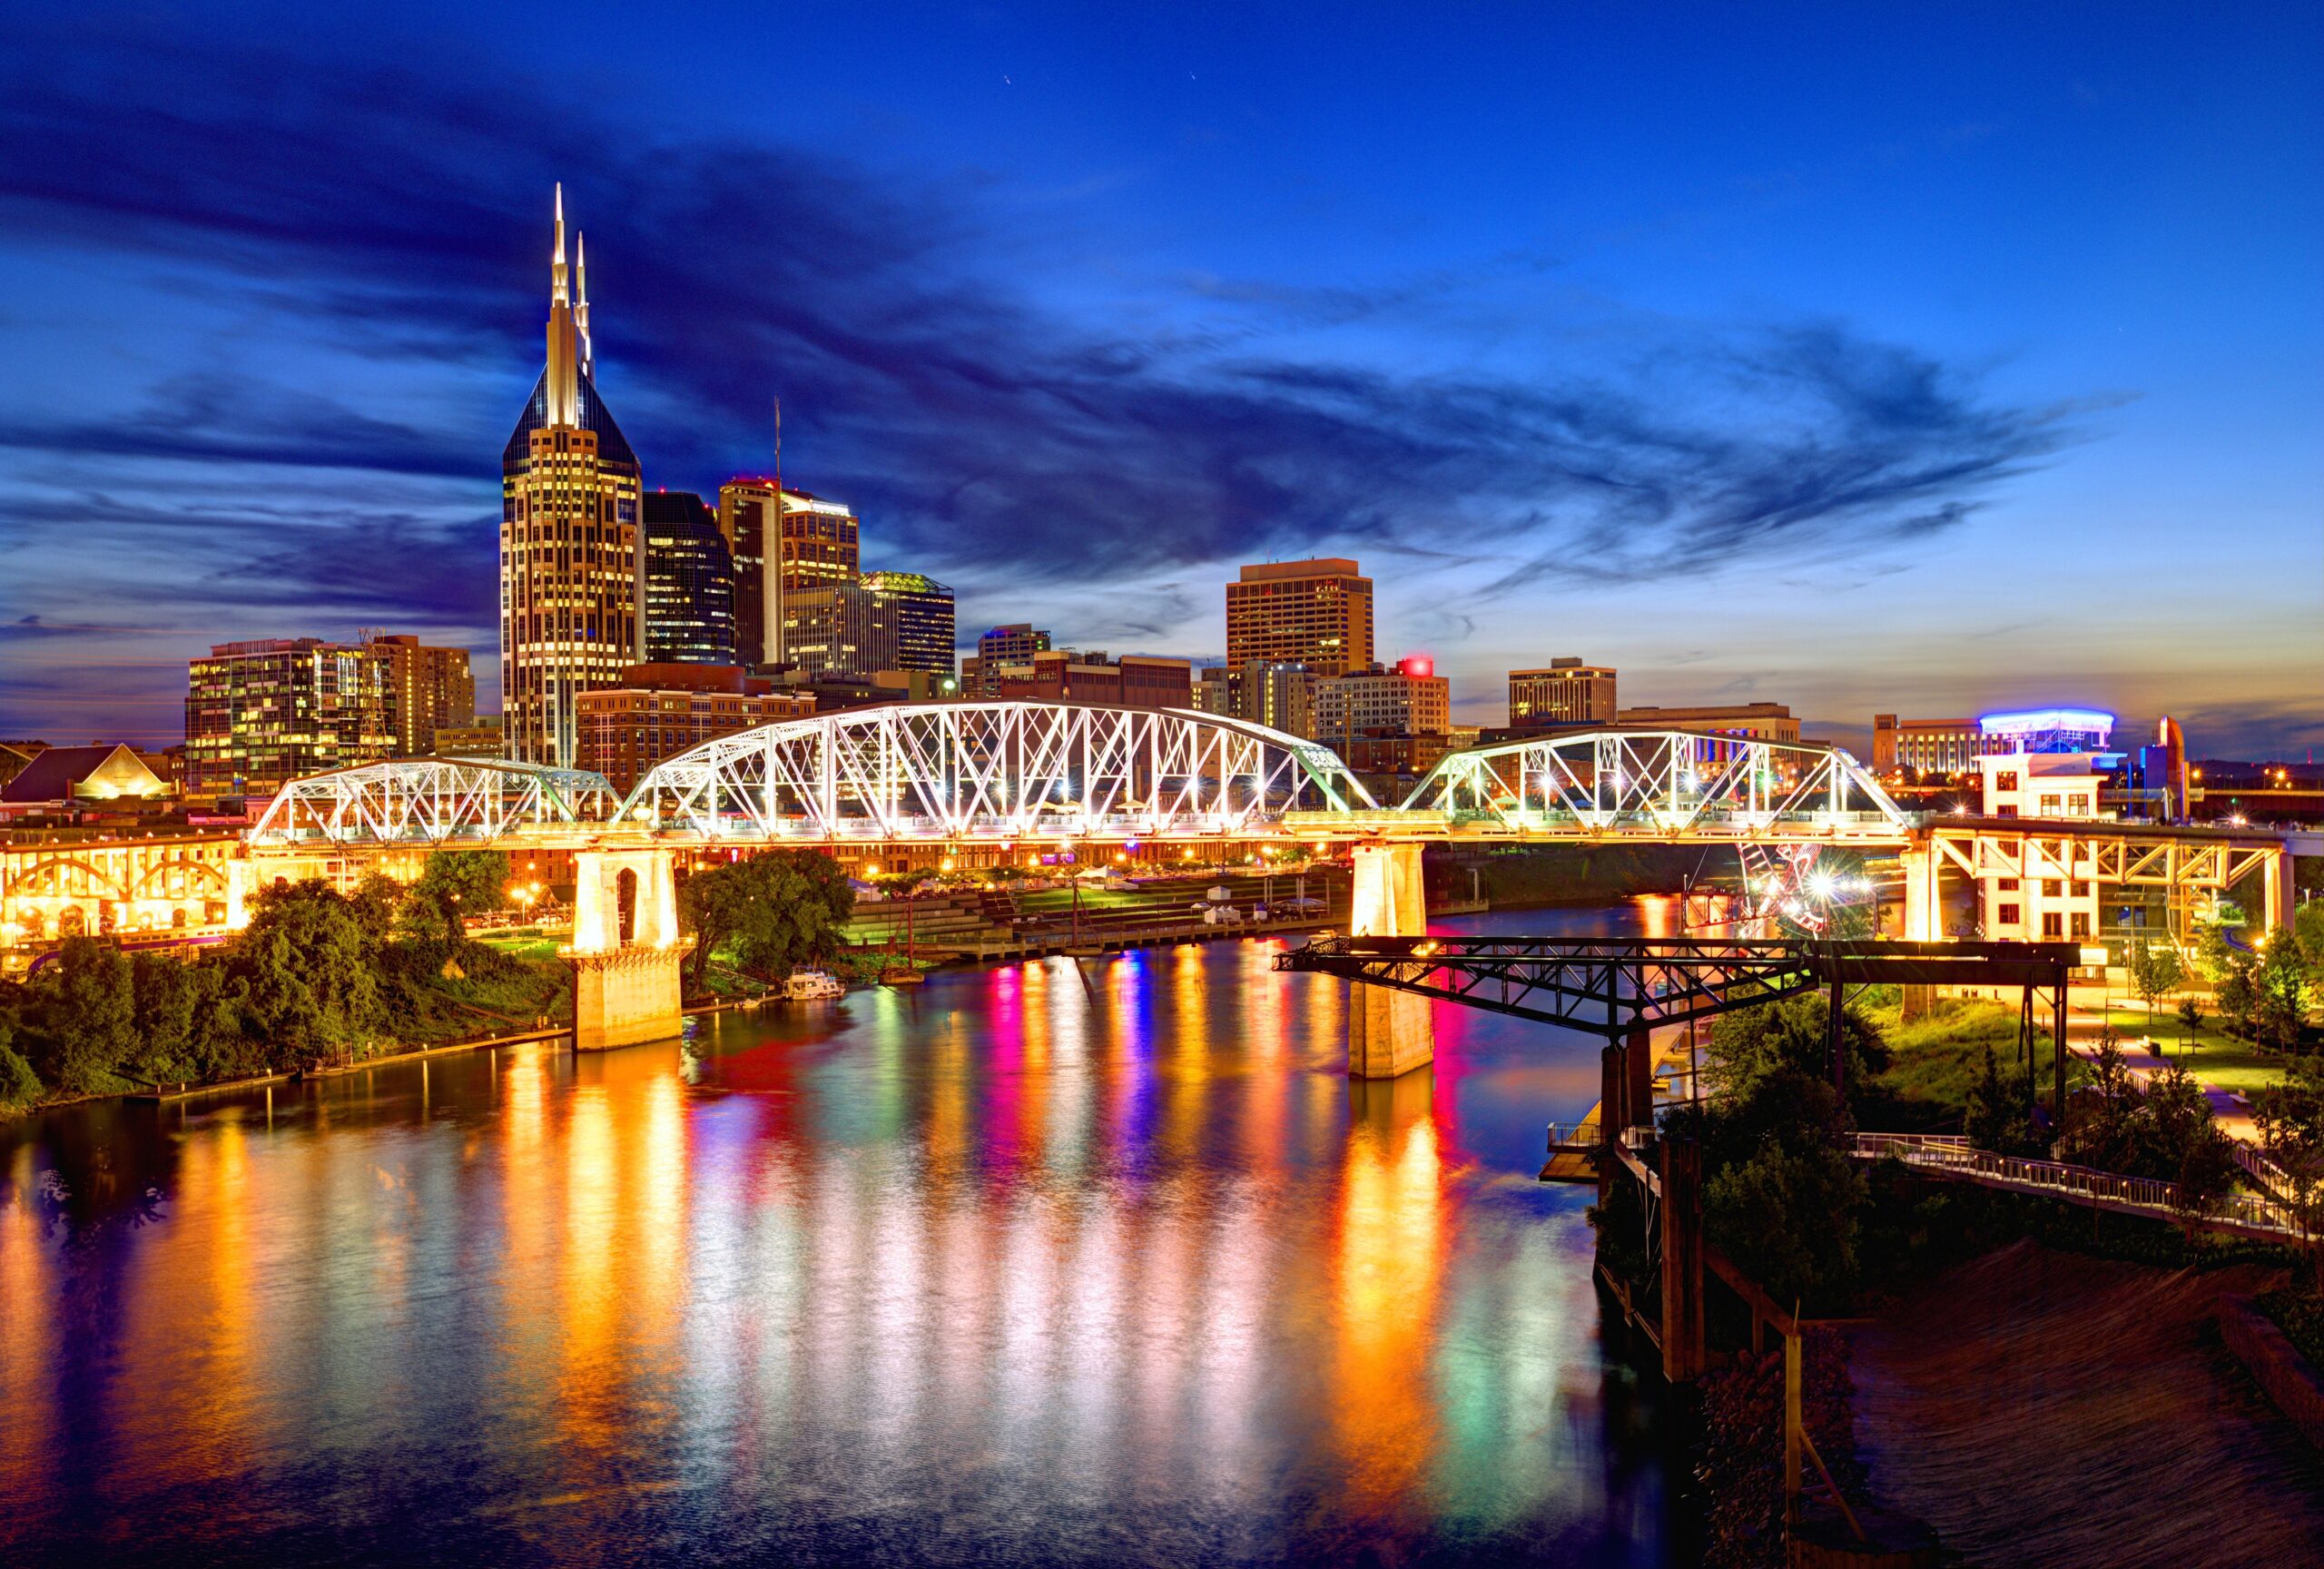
[1736,843,1878,938]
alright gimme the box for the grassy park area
[2088,1000,2292,1095]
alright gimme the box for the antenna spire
[575,231,593,376]
[551,183,569,304]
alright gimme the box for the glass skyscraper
[643,491,735,666]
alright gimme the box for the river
[0,904,1689,1566]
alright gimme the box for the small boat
[782,969,847,1002]
[878,964,926,987]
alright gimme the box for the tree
[2297,901,2324,998]
[678,852,855,990]
[0,1001,41,1112]
[2216,952,2260,1041]
[25,937,136,1096]
[127,952,224,1084]
[1965,1042,2037,1154]
[1702,1139,1865,1312]
[2252,929,2311,1051]
[1701,993,1890,1127]
[2176,994,2206,1051]
[348,873,406,944]
[409,850,510,949]
[2256,1054,2324,1289]
[231,880,388,1070]
[2126,936,2184,1016]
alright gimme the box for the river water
[0,905,1686,1566]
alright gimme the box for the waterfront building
[642,491,737,666]
[1194,660,1318,739]
[1226,558,1374,676]
[184,637,397,801]
[1315,656,1451,746]
[1614,702,1800,743]
[1509,659,1616,727]
[574,664,814,794]
[779,573,955,681]
[719,480,860,667]
[1873,714,1981,775]
[365,634,476,759]
[501,187,645,769]
[991,650,1192,708]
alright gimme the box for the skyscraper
[1226,558,1374,676]
[718,480,860,667]
[500,187,645,767]
[365,634,477,755]
[184,637,397,800]
[642,491,736,666]
[778,572,956,680]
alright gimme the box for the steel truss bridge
[243,705,1915,850]
[1275,935,2080,1038]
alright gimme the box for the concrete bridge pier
[566,846,688,1052]
[1346,842,1435,1079]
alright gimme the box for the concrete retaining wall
[2218,1294,2324,1453]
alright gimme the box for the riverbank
[1850,1240,2324,1566]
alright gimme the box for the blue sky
[2,4,2318,756]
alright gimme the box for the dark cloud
[0,15,2075,599]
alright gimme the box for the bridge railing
[1848,1132,2306,1238]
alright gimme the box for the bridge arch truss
[247,756,617,848]
[1398,729,1912,838]
[621,702,1376,842]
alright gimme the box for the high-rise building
[500,186,645,768]
[718,480,860,667]
[364,634,476,757]
[575,664,814,794]
[779,573,956,681]
[1314,656,1451,745]
[1194,660,1317,738]
[1226,558,1374,676]
[860,571,956,676]
[1508,659,1615,727]
[642,491,736,666]
[184,637,397,800]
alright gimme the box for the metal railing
[1848,1131,2308,1239]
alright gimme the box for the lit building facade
[1614,702,1800,743]
[780,573,956,681]
[642,490,736,666]
[1872,715,1982,775]
[1194,660,1318,738]
[1226,558,1374,676]
[718,480,860,667]
[1509,659,1616,727]
[501,187,644,769]
[963,624,1054,695]
[991,651,1192,708]
[366,634,476,758]
[1315,656,1452,745]
[185,637,397,800]
[575,664,814,794]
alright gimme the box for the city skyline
[1,7,2319,759]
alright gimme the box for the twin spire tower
[499,184,643,768]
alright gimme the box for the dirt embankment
[1850,1239,2324,1568]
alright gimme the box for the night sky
[2,5,2318,758]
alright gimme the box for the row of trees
[676,851,855,993]
[0,852,524,1110]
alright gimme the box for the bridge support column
[1346,842,1434,1079]
[2261,847,2291,935]
[566,848,687,1052]
[1659,1132,1705,1383]
[1898,846,1938,1021]
[225,857,253,932]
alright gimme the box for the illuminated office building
[643,491,736,666]
[500,186,644,767]
[365,634,476,757]
[1509,659,1616,727]
[184,637,397,800]
[718,480,860,667]
[1226,558,1374,676]
[780,572,956,681]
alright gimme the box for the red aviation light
[1399,655,1433,678]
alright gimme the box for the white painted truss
[620,702,1376,842]
[246,756,617,847]
[1398,729,1913,838]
